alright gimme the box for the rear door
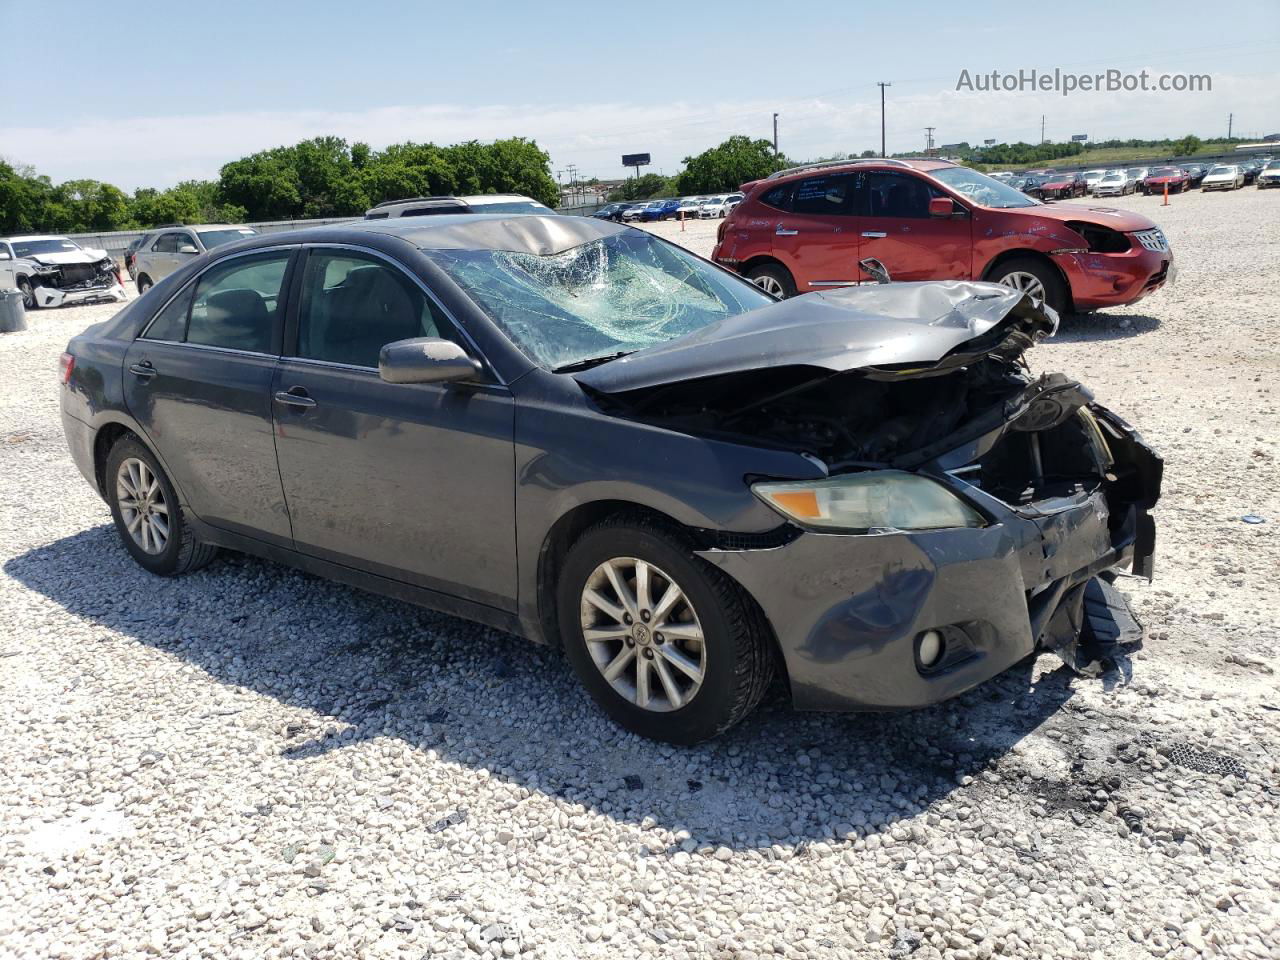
[851,170,972,282]
[123,248,296,544]
[768,173,861,291]
[270,246,517,609]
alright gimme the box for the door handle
[273,389,316,409]
[775,226,798,236]
[128,362,157,379]
[861,231,888,238]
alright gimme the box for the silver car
[133,225,258,293]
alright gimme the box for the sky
[1,0,1276,191]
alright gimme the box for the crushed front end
[580,283,1162,711]
[30,255,128,308]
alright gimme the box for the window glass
[760,185,791,210]
[297,251,448,368]
[424,230,771,371]
[790,175,854,215]
[862,171,943,218]
[197,228,256,249]
[143,282,195,341]
[151,232,183,253]
[187,253,289,353]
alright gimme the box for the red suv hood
[1018,201,1158,232]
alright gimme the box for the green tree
[606,173,676,202]
[1171,134,1203,157]
[675,136,787,194]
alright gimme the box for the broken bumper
[1058,244,1173,310]
[700,412,1161,712]
[34,282,128,308]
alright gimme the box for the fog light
[917,629,945,669]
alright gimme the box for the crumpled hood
[29,248,110,266]
[576,281,1056,394]
[1023,202,1158,232]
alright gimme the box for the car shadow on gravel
[8,526,1117,852]
[1051,311,1161,342]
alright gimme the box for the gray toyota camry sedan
[59,215,1161,744]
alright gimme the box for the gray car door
[270,246,517,610]
[123,248,296,544]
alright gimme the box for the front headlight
[752,471,986,534]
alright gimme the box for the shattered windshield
[931,167,1040,208]
[425,231,772,371]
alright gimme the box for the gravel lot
[2,188,1278,960]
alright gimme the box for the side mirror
[179,244,199,255]
[379,337,483,385]
[0,250,10,260]
[928,197,957,218]
[859,258,892,284]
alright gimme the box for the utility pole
[565,163,580,205]
[772,113,779,158]
[924,127,935,156]
[1228,113,1233,139]
[1040,115,1046,143]
[877,82,891,157]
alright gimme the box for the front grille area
[1134,228,1169,253]
[53,263,100,286]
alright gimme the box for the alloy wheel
[579,557,706,712]
[116,457,170,554]
[998,270,1046,308]
[751,275,785,297]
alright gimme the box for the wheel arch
[92,421,141,497]
[980,248,1075,314]
[535,499,792,695]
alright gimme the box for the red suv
[711,158,1173,315]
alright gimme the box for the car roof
[2,234,71,242]
[231,213,628,258]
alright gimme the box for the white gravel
[2,189,1279,960]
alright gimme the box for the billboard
[983,138,997,145]
[1071,134,1089,142]
[622,153,652,167]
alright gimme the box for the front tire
[105,437,217,576]
[990,256,1068,317]
[16,278,36,310]
[744,262,796,299]
[136,274,153,295]
[557,518,773,744]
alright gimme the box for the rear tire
[744,262,796,299]
[989,256,1068,317]
[105,437,217,576]
[557,517,774,744]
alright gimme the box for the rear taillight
[59,352,75,384]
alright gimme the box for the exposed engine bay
[590,357,1112,509]
[30,254,127,308]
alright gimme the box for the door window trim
[285,242,504,386]
[135,244,301,356]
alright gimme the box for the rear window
[759,185,791,211]
[197,228,257,249]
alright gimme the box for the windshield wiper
[553,351,634,373]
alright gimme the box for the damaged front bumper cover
[33,281,128,308]
[698,406,1162,712]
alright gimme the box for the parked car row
[994,158,1274,198]
[593,194,744,223]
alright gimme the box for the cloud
[2,69,1273,191]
